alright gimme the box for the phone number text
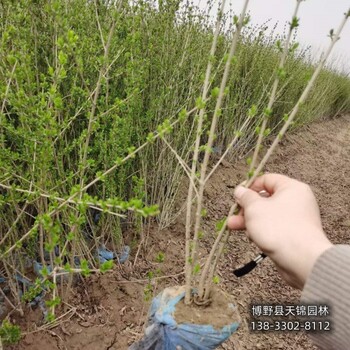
[251,320,330,332]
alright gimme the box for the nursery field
[1,0,350,349]
[8,114,350,350]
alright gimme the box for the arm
[302,245,350,350]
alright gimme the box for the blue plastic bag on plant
[129,286,239,350]
[97,244,130,263]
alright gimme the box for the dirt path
[12,115,350,350]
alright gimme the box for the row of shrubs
[0,0,349,326]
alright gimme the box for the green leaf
[53,96,63,109]
[263,128,271,137]
[155,252,165,263]
[64,263,72,272]
[80,259,91,277]
[100,260,114,273]
[213,275,220,284]
[46,312,56,323]
[179,108,187,122]
[247,170,255,179]
[289,42,299,53]
[290,16,299,30]
[48,66,54,76]
[248,104,257,118]
[276,40,283,53]
[235,130,242,138]
[211,87,220,98]
[276,67,286,79]
[40,266,49,277]
[215,218,226,232]
[0,320,21,345]
[193,263,200,275]
[195,97,205,109]
[45,296,61,308]
[215,108,222,117]
[243,15,251,26]
[58,51,68,65]
[263,108,272,117]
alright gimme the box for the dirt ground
[9,114,350,350]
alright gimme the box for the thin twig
[205,116,252,183]
[162,137,199,198]
[184,0,227,304]
[195,0,251,300]
[250,0,303,172]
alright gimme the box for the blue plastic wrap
[2,273,47,315]
[33,261,53,277]
[98,245,130,263]
[129,286,239,350]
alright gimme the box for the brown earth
[8,114,350,350]
[174,287,241,329]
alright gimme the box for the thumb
[234,185,260,208]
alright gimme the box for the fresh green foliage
[0,0,349,319]
[143,283,153,302]
[155,251,165,263]
[0,320,21,345]
[193,263,201,275]
[215,219,226,232]
[100,260,114,273]
[45,296,61,308]
[144,270,155,302]
[212,276,220,284]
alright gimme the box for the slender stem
[0,202,29,246]
[184,0,226,304]
[94,0,106,49]
[0,62,17,148]
[79,21,115,190]
[195,0,250,299]
[250,12,348,184]
[250,0,302,172]
[51,271,57,317]
[0,286,17,311]
[0,183,132,218]
[205,116,252,183]
[162,138,199,198]
[204,225,231,300]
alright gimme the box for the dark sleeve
[301,245,350,350]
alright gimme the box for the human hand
[227,174,333,289]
